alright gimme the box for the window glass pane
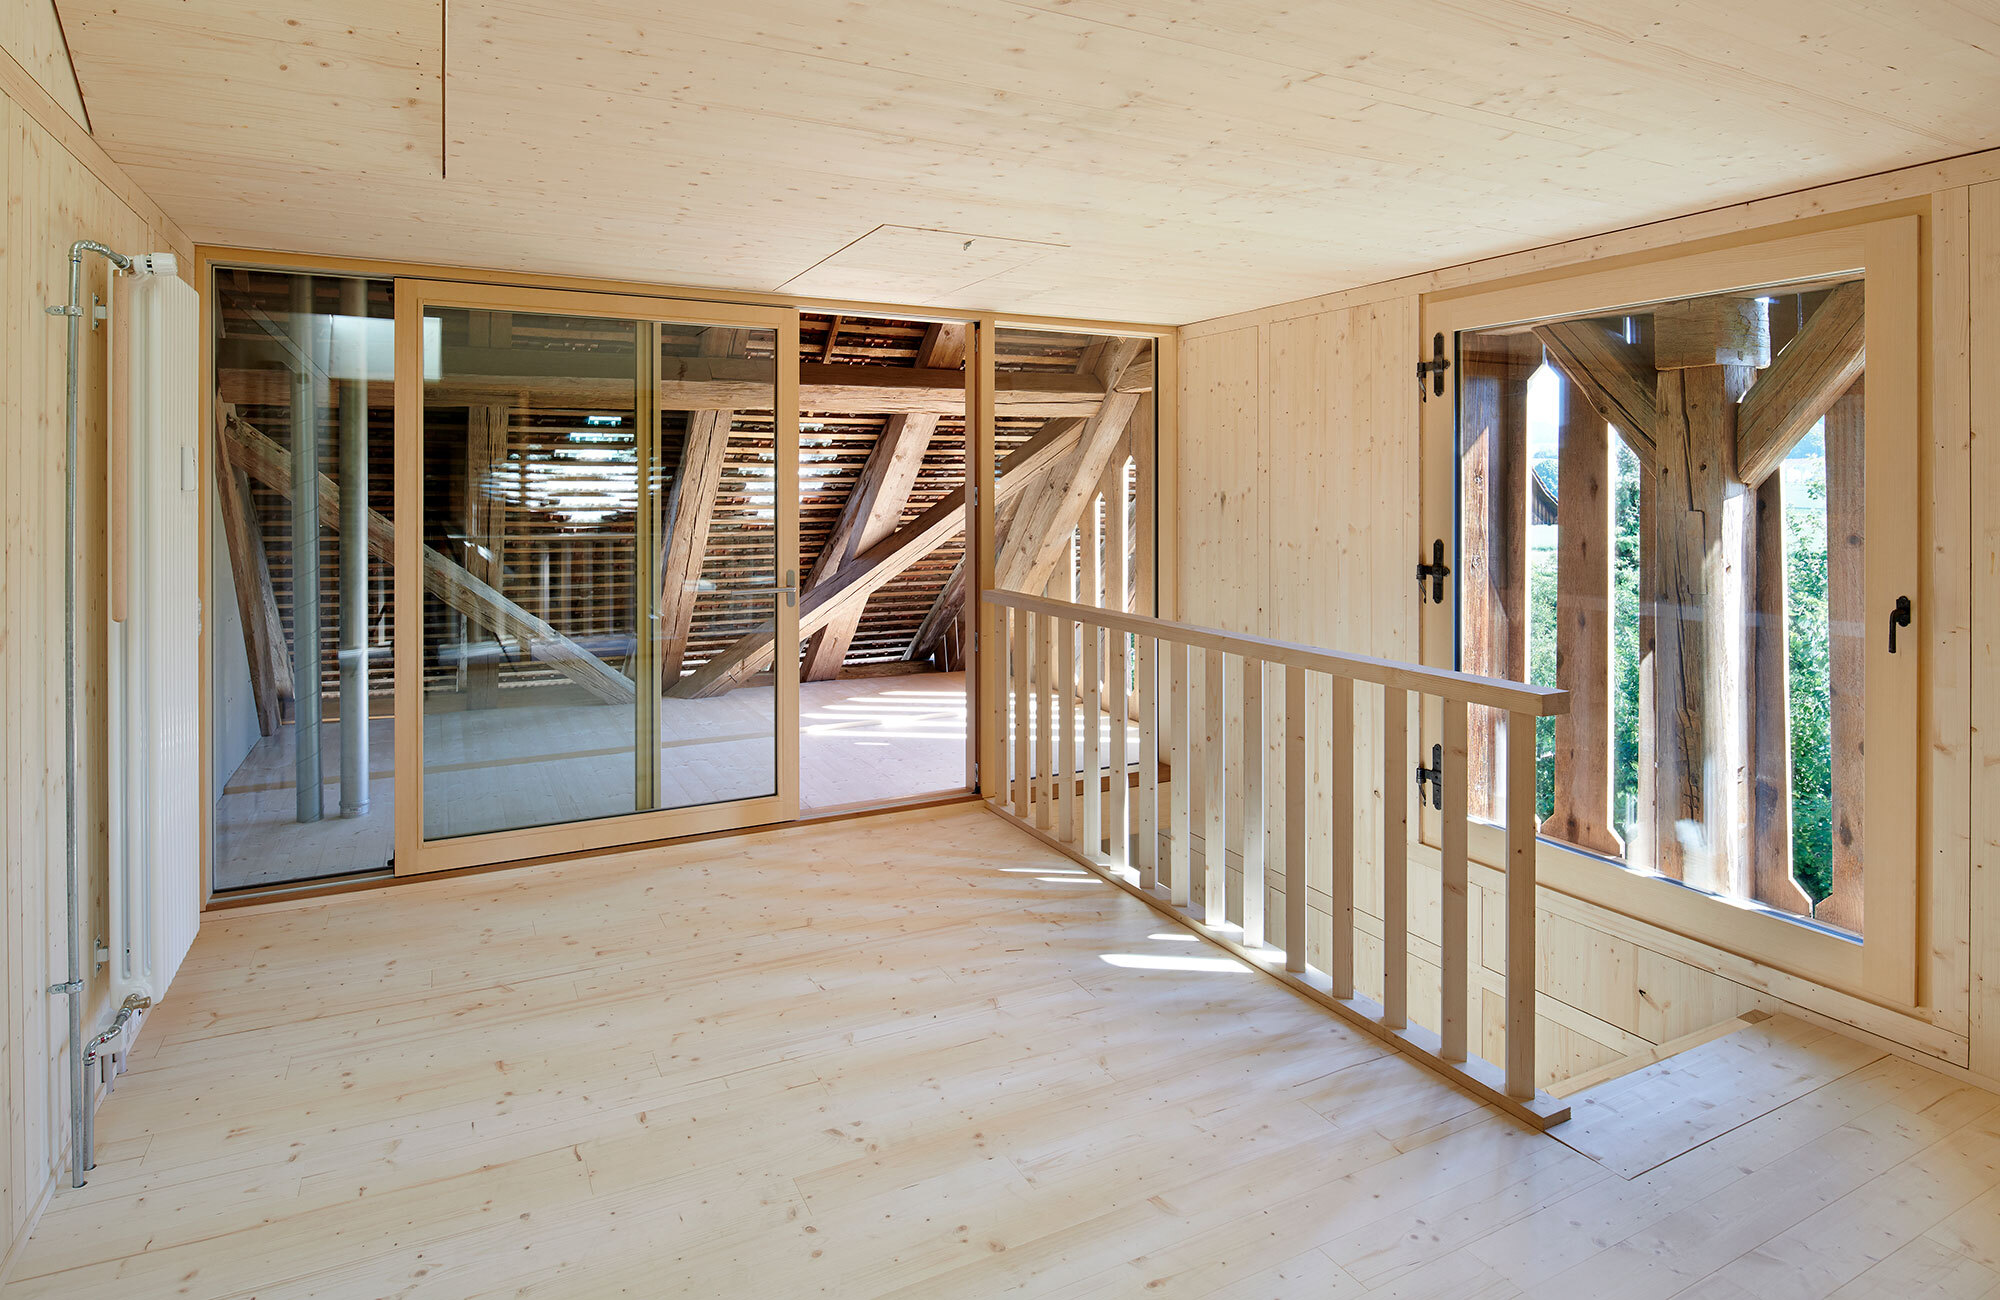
[1456,280,1866,934]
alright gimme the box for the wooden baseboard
[0,1169,56,1289]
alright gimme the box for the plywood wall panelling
[0,0,85,130]
[0,73,190,1277]
[1972,182,2000,1079]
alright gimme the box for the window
[1419,217,1920,1001]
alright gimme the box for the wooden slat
[1735,281,1866,487]
[1107,626,1129,870]
[1202,647,1226,926]
[1167,640,1191,906]
[1381,685,1409,1030]
[1036,610,1055,831]
[1013,609,1031,822]
[1328,675,1356,1000]
[1441,699,1470,1063]
[1135,635,1158,892]
[1240,658,1265,948]
[1506,709,1541,1100]
[1283,665,1307,974]
[981,592,1569,716]
[1057,615,1076,845]
[1082,623,1104,860]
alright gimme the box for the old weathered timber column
[1541,371,1622,856]
[1650,297,1767,892]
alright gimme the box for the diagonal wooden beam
[1734,282,1865,487]
[221,409,637,706]
[212,401,294,734]
[801,323,966,679]
[656,328,743,683]
[667,416,1088,699]
[995,339,1147,595]
[1534,319,1658,463]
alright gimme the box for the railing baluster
[1240,658,1265,947]
[973,590,1568,1127]
[1167,639,1191,906]
[1284,666,1307,973]
[1108,623,1129,869]
[1442,699,1470,1062]
[1506,708,1539,1099]
[1013,610,1033,822]
[1202,648,1226,926]
[1328,675,1355,1001]
[1382,685,1409,1030]
[1136,635,1159,892]
[1036,612,1055,831]
[1057,615,1076,844]
[1082,623,1104,860]
[996,605,1013,808]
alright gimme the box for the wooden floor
[10,805,2000,1298]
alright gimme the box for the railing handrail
[982,590,1569,717]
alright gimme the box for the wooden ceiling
[54,0,2000,323]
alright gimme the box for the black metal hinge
[1415,744,1443,811]
[1416,331,1450,402]
[1416,538,1451,605]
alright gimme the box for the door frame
[391,278,801,875]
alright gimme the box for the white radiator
[107,264,202,1006]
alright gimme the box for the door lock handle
[1888,595,1911,653]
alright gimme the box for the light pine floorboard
[7,805,2000,1298]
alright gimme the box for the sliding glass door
[392,282,798,873]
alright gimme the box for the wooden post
[1136,634,1158,890]
[1241,658,1265,947]
[1540,374,1622,857]
[1202,647,1226,926]
[1013,609,1032,822]
[1505,709,1540,1099]
[1817,388,1867,933]
[1283,665,1307,972]
[1441,700,1470,1062]
[1328,675,1356,1000]
[1750,474,1809,913]
[1167,639,1190,905]
[1058,615,1077,844]
[1382,686,1409,1029]
[1652,346,1759,893]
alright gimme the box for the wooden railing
[983,590,1573,1128]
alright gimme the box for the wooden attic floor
[10,806,2000,1299]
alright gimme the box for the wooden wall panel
[0,64,189,1277]
[1180,178,1986,1086]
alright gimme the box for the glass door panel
[394,283,796,873]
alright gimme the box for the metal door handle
[1889,595,1911,653]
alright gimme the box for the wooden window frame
[391,279,802,876]
[1416,215,1922,1007]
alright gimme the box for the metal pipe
[83,994,151,1068]
[336,278,369,817]
[46,239,132,1188]
[289,276,324,822]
